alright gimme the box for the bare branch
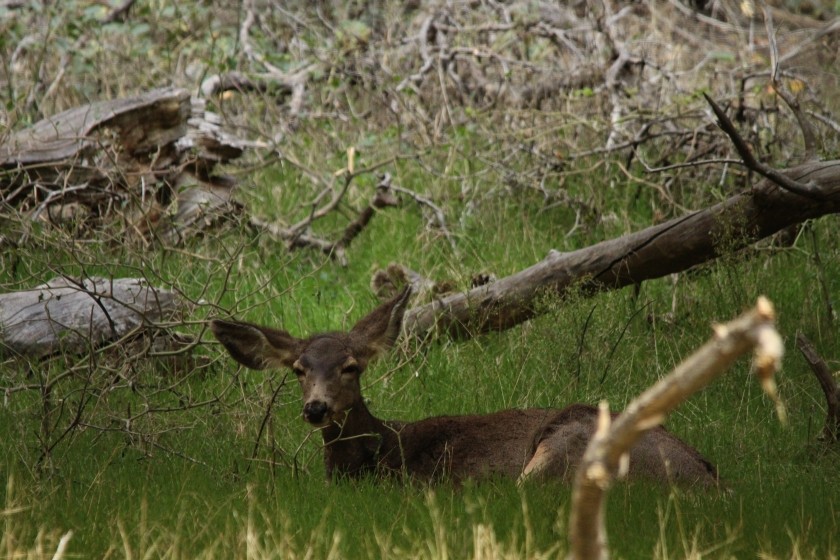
[99,0,136,24]
[569,298,784,560]
[250,174,400,266]
[762,7,818,161]
[386,183,456,250]
[796,333,840,442]
[703,93,826,200]
[807,110,840,135]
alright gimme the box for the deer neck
[320,399,392,478]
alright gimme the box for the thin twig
[762,7,818,161]
[247,372,290,474]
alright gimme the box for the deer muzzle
[303,400,330,426]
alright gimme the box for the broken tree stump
[0,87,251,245]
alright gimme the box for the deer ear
[350,286,412,359]
[210,319,302,370]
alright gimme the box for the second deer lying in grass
[210,288,719,487]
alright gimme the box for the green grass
[2,196,840,558]
[2,3,840,557]
[4,151,840,558]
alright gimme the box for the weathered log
[0,88,192,170]
[401,160,840,340]
[796,333,840,442]
[0,277,181,358]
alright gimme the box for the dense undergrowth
[2,1,840,558]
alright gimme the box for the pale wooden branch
[796,333,840,442]
[569,297,784,560]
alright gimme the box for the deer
[210,287,719,487]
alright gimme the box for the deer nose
[303,401,329,425]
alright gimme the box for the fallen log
[0,277,181,358]
[401,160,840,340]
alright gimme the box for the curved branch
[796,333,840,442]
[569,298,784,560]
[703,93,825,200]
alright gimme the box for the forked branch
[251,173,399,266]
[569,297,784,560]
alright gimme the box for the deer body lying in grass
[211,288,719,487]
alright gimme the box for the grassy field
[2,158,839,558]
[2,2,840,558]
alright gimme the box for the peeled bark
[403,161,840,340]
[0,88,249,244]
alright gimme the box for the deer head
[210,288,411,427]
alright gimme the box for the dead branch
[371,261,496,303]
[99,0,137,24]
[199,67,316,121]
[251,174,400,266]
[371,263,456,301]
[335,176,400,246]
[569,297,784,560]
[385,182,456,250]
[796,333,840,442]
[762,8,818,161]
[703,94,825,200]
[198,0,320,123]
[400,159,840,341]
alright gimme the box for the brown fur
[210,288,719,487]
